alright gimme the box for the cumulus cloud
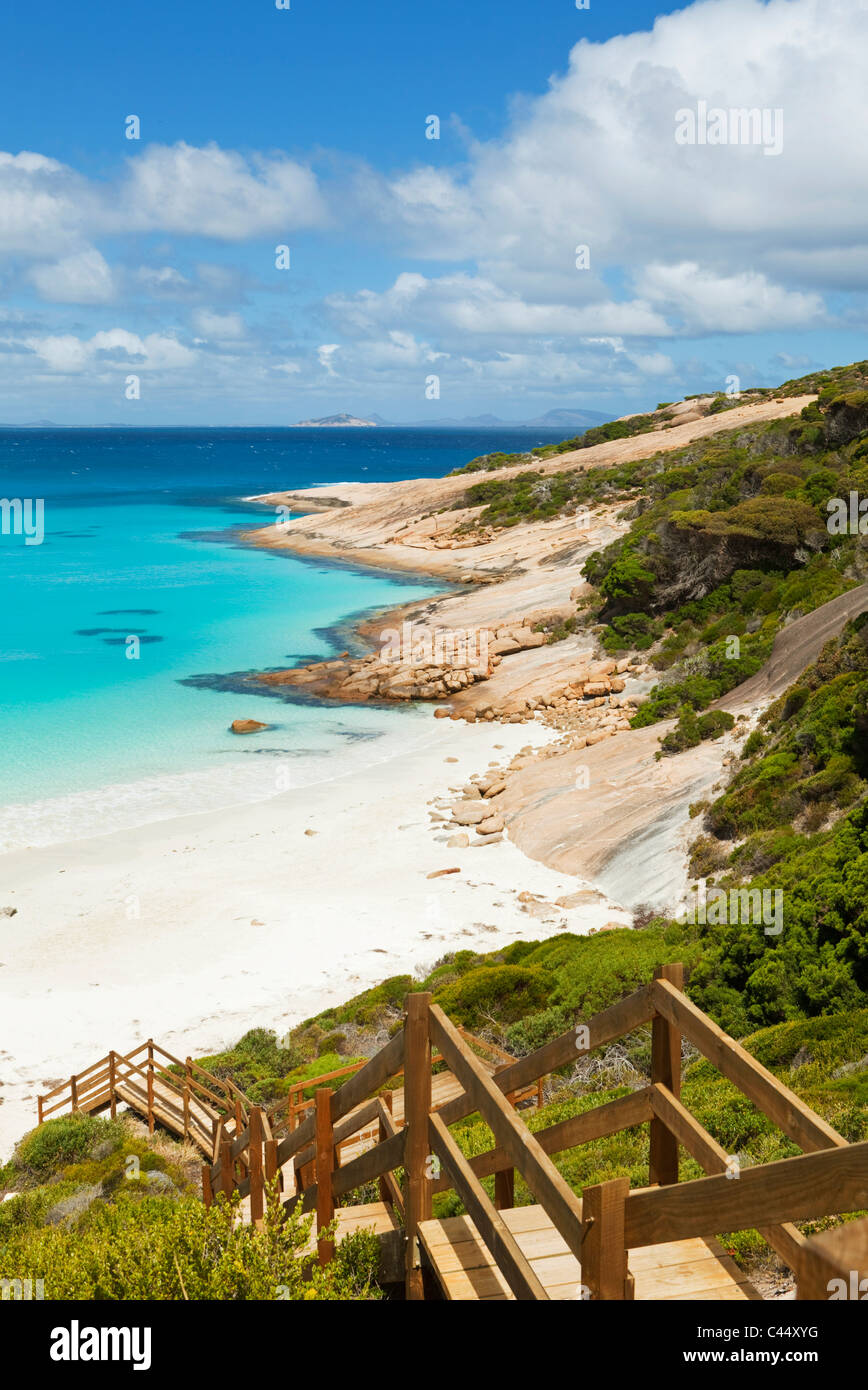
[327,271,671,339]
[367,0,868,313]
[0,151,95,255]
[117,142,327,240]
[28,248,115,304]
[26,328,196,374]
[0,140,326,262]
[634,263,825,333]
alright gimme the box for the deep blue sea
[0,427,565,850]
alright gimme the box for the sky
[0,0,866,424]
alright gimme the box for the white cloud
[317,344,341,375]
[327,271,671,339]
[192,309,246,341]
[367,0,868,312]
[635,262,824,333]
[118,142,327,240]
[28,248,115,304]
[27,328,196,374]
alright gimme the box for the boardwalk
[35,967,868,1300]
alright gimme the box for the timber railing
[37,967,868,1298]
[202,963,868,1299]
[263,1025,540,1137]
[36,1040,248,1153]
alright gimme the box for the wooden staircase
[35,967,868,1300]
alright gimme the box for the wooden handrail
[428,1002,590,1267]
[624,1140,868,1249]
[435,984,657,1129]
[649,1083,806,1273]
[651,980,847,1154]
[429,1112,548,1300]
[431,1087,654,1194]
[37,962,867,1303]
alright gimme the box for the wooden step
[418,1204,762,1301]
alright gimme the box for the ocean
[0,426,565,851]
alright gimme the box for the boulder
[450,803,487,826]
[477,814,504,835]
[230,719,269,734]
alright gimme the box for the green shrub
[13,1115,124,1182]
[434,965,550,1028]
[0,1188,382,1301]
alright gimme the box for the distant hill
[292,412,378,427]
[366,408,609,428]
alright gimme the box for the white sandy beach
[0,715,631,1157]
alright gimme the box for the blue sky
[0,0,865,423]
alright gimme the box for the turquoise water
[0,426,566,848]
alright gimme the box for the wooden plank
[625,1140,868,1248]
[429,1004,589,1267]
[649,963,682,1187]
[403,992,432,1300]
[431,1087,653,1193]
[649,1083,806,1273]
[417,1218,513,1301]
[315,1090,335,1265]
[797,1215,868,1300]
[429,1112,548,1300]
[651,980,847,1153]
[436,984,656,1128]
[582,1178,631,1300]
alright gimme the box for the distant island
[292,407,609,429]
[293,412,378,427]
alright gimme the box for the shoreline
[0,714,631,1157]
[2,392,826,1156]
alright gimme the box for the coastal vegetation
[6,362,868,1299]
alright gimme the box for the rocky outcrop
[254,619,553,704]
[230,719,269,734]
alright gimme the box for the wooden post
[202,1164,213,1208]
[495,1077,516,1210]
[235,1096,243,1136]
[582,1177,631,1300]
[109,1052,116,1118]
[249,1106,265,1229]
[649,962,683,1187]
[37,1094,43,1125]
[315,1089,335,1266]
[70,1074,78,1112]
[377,1091,393,1204]
[404,991,432,1300]
[146,1040,155,1135]
[183,1084,190,1140]
[265,1137,279,1201]
[220,1138,234,1200]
